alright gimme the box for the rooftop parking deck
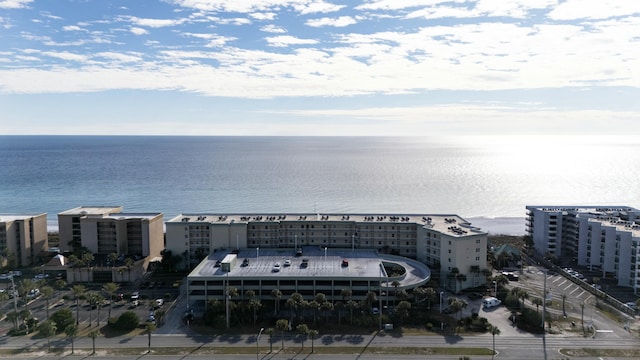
[190,246,431,289]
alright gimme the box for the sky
[1,0,640,136]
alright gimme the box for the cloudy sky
[1,0,639,136]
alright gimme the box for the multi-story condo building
[526,206,640,294]
[0,213,48,267]
[58,206,164,258]
[166,213,488,293]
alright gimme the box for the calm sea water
[1,135,638,234]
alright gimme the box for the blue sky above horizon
[1,0,640,136]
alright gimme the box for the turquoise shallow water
[1,135,637,234]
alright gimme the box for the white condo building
[0,213,48,267]
[58,206,164,258]
[166,213,488,293]
[526,206,640,294]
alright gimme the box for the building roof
[492,244,521,257]
[189,247,431,289]
[168,213,486,237]
[0,214,46,222]
[100,213,162,221]
[58,206,123,216]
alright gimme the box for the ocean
[1,135,638,235]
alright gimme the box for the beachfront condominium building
[0,213,48,267]
[58,206,164,258]
[166,213,488,293]
[526,206,640,294]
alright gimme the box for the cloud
[269,104,640,136]
[265,35,318,47]
[41,51,88,62]
[94,52,143,63]
[357,0,467,11]
[171,0,344,14]
[127,16,188,28]
[250,12,277,21]
[260,24,286,33]
[548,0,640,20]
[306,16,357,27]
[130,27,149,35]
[182,32,236,47]
[0,0,32,9]
[62,25,84,31]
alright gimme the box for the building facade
[0,213,48,267]
[166,213,488,292]
[58,206,164,258]
[526,206,640,294]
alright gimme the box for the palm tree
[270,288,282,316]
[94,293,105,325]
[38,320,57,352]
[296,324,309,350]
[531,297,543,314]
[286,293,303,323]
[88,329,101,354]
[391,280,401,298]
[107,252,118,267]
[265,327,275,353]
[71,284,86,325]
[341,288,354,322]
[395,300,412,324]
[346,299,359,325]
[65,323,78,354]
[308,329,319,352]
[334,301,344,325]
[40,286,54,320]
[448,267,460,291]
[308,300,319,325]
[102,282,119,319]
[5,311,19,331]
[487,324,500,358]
[470,265,481,287]
[320,300,333,323]
[145,323,156,353]
[18,278,36,311]
[275,319,289,350]
[365,291,377,312]
[87,292,98,326]
[124,257,135,281]
[155,310,166,327]
[455,273,468,294]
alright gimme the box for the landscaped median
[0,344,496,357]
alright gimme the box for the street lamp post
[257,327,264,360]
[541,269,547,330]
[439,291,444,313]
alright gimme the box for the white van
[483,297,502,309]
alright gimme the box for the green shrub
[51,308,74,332]
[114,311,140,331]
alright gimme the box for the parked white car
[155,298,164,307]
[27,288,40,298]
[483,297,502,309]
[272,262,281,272]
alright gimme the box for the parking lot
[0,270,184,336]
